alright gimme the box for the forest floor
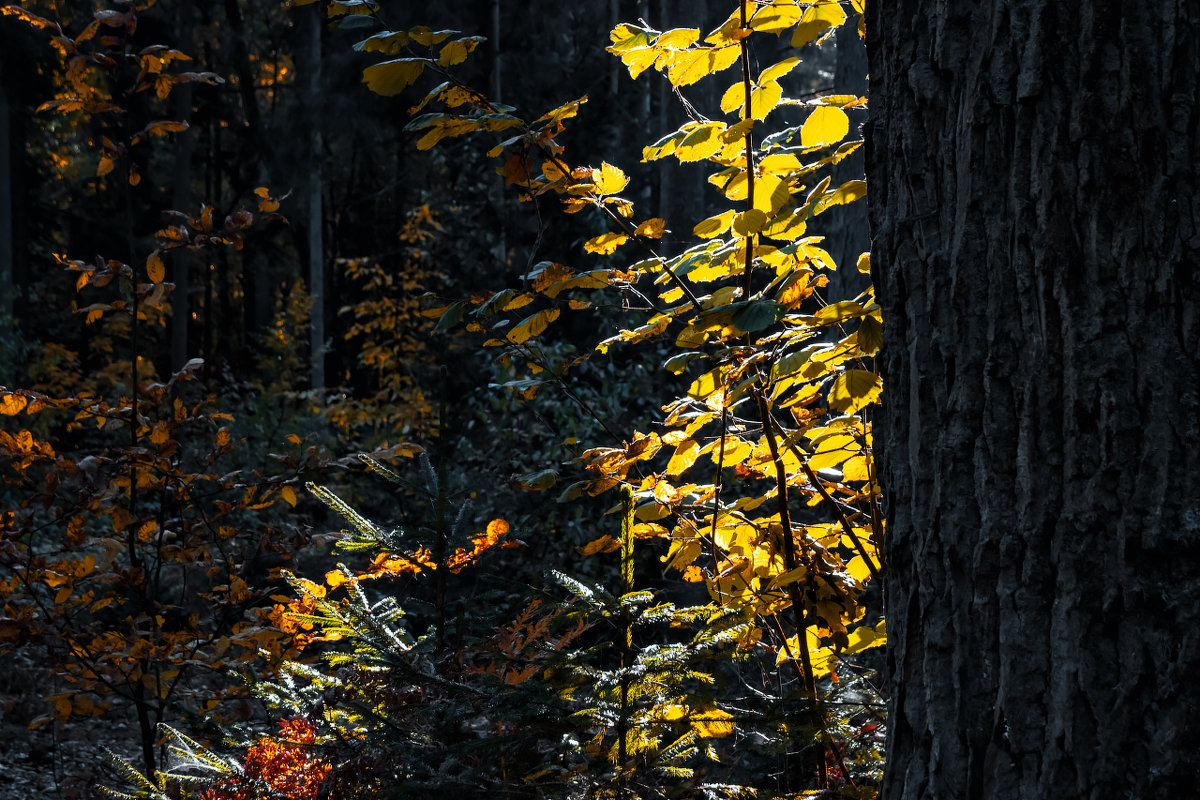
[1,661,141,800]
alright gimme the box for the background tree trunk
[823,20,869,300]
[0,76,13,376]
[867,2,1200,797]
[302,2,325,393]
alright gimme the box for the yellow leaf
[507,308,560,345]
[844,620,886,653]
[801,106,850,148]
[281,486,298,507]
[750,1,802,33]
[146,252,165,283]
[720,82,746,114]
[97,156,115,177]
[665,46,740,87]
[666,439,701,477]
[791,0,847,48]
[807,433,857,472]
[753,173,789,215]
[655,27,701,49]
[362,58,425,96]
[732,208,767,236]
[759,56,801,84]
[828,369,881,414]
[438,40,469,65]
[675,121,726,162]
[584,232,628,255]
[748,80,782,121]
[594,162,629,195]
[693,209,735,238]
[635,218,666,238]
[857,252,871,274]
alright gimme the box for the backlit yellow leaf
[507,308,560,345]
[800,106,850,147]
[720,82,746,114]
[828,369,881,414]
[676,122,725,162]
[791,0,847,48]
[584,232,628,255]
[594,162,629,195]
[750,1,801,33]
[760,56,801,84]
[753,173,789,215]
[656,27,701,49]
[635,218,666,238]
[748,80,782,120]
[732,208,767,236]
[666,439,701,477]
[665,45,740,87]
[281,486,298,507]
[694,209,735,238]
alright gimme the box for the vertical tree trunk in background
[488,0,506,268]
[823,20,869,300]
[867,2,1200,797]
[302,3,324,393]
[170,1,196,373]
[0,76,13,375]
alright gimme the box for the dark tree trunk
[867,2,1200,798]
[824,20,869,300]
[301,3,325,393]
[0,77,13,370]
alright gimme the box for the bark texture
[866,2,1200,798]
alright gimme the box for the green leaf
[434,300,465,331]
[732,300,783,333]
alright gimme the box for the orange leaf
[635,218,666,238]
[146,252,165,283]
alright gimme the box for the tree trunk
[169,1,195,374]
[302,3,325,393]
[0,75,13,377]
[823,19,869,300]
[867,3,1200,798]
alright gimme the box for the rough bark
[866,2,1200,798]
